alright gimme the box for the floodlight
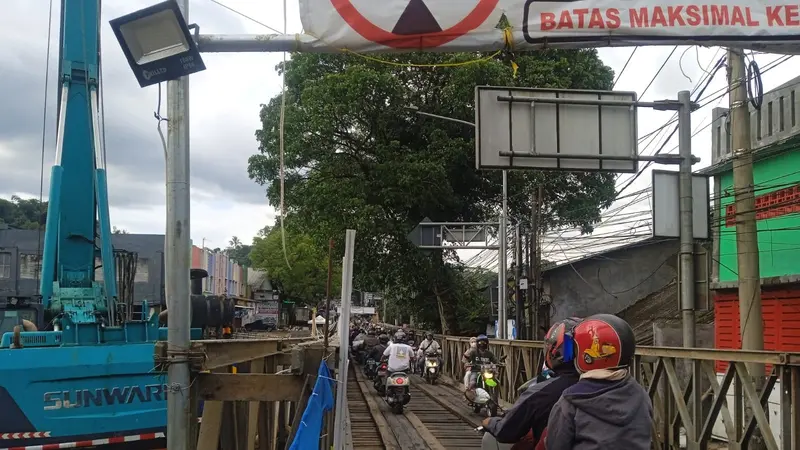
[109,0,206,88]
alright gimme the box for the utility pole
[497,171,508,339]
[528,187,542,340]
[514,223,524,340]
[677,90,705,448]
[165,1,192,449]
[323,238,334,349]
[728,49,766,448]
[333,230,356,450]
[678,89,696,351]
[728,48,764,363]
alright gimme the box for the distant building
[0,229,249,305]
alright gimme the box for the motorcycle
[364,357,379,380]
[466,361,504,417]
[374,361,389,394]
[384,371,411,414]
[423,352,441,384]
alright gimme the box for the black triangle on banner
[392,0,442,35]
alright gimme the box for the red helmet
[572,314,635,373]
[543,317,582,370]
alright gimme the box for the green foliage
[112,226,129,234]
[225,236,253,266]
[248,50,617,333]
[0,196,47,230]
[249,222,340,307]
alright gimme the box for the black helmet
[572,314,636,373]
[476,334,489,350]
[394,332,407,344]
[543,317,583,371]
[378,334,389,344]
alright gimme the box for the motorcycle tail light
[395,377,405,384]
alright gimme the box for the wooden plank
[246,358,266,450]
[197,401,224,450]
[353,369,400,449]
[404,411,446,450]
[198,374,305,401]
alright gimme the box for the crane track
[349,361,484,450]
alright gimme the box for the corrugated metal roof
[616,280,715,346]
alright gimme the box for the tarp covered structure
[288,362,335,450]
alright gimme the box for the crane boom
[40,0,118,331]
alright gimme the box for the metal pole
[728,48,766,449]
[498,170,508,339]
[678,89,696,350]
[324,239,334,349]
[333,230,356,450]
[514,223,523,340]
[678,90,703,447]
[165,1,192,449]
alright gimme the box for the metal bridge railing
[383,327,800,450]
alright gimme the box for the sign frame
[475,86,640,173]
[651,169,711,240]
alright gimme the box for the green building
[704,76,800,354]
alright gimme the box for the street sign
[407,217,442,247]
[299,0,800,54]
[652,170,711,240]
[408,220,500,249]
[475,86,639,173]
[443,226,486,243]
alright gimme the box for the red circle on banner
[330,0,499,49]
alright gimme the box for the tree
[112,226,129,234]
[0,196,47,229]
[248,50,617,333]
[249,222,339,306]
[224,235,253,266]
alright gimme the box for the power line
[613,47,638,89]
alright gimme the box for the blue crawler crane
[0,1,205,448]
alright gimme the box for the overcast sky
[2,1,798,255]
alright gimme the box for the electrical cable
[35,0,56,294]
[746,56,764,110]
[612,47,638,89]
[208,0,283,34]
[614,54,727,198]
[640,46,678,99]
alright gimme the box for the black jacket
[484,368,580,445]
[367,344,387,361]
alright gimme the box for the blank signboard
[475,86,639,173]
[652,170,710,240]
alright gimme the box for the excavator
[0,1,231,448]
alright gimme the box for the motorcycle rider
[416,332,442,371]
[462,336,478,390]
[382,332,415,374]
[544,314,652,450]
[362,329,380,352]
[480,318,583,450]
[369,334,390,361]
[462,335,498,393]
[366,334,390,378]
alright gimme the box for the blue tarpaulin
[288,362,335,450]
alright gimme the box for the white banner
[298,0,800,53]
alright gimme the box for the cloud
[3,0,799,252]
[0,0,299,245]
